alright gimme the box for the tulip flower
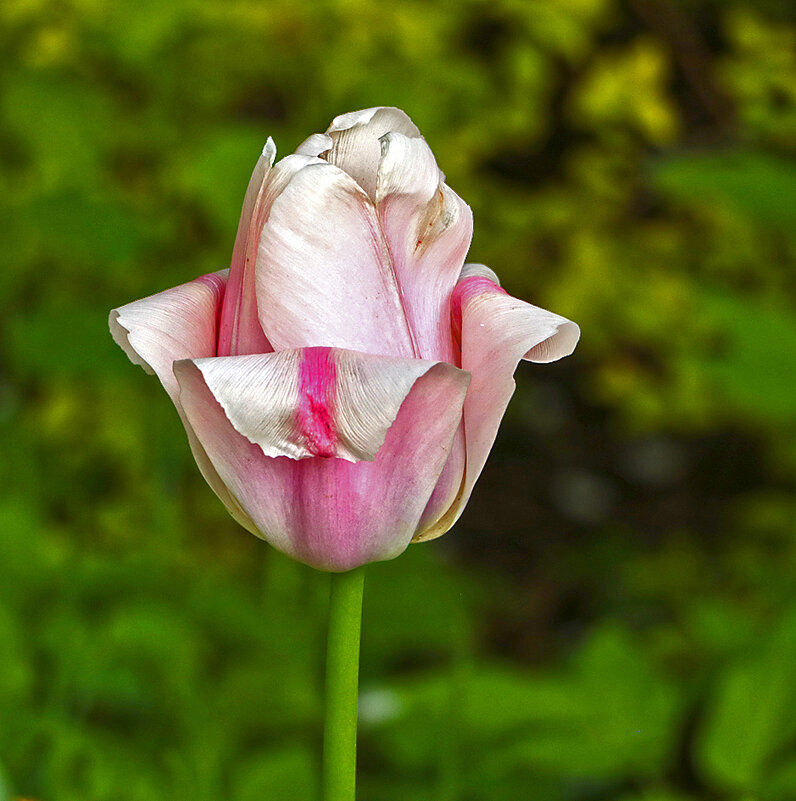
[110,107,579,800]
[110,106,579,572]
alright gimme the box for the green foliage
[0,0,794,799]
[689,289,796,424]
[368,625,680,795]
[698,607,796,796]
[654,151,796,230]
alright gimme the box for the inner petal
[218,143,325,357]
[217,139,275,356]
[324,107,422,199]
[256,161,417,358]
[376,132,473,363]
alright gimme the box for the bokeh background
[1,0,795,799]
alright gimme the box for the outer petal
[174,349,470,571]
[217,141,324,356]
[110,271,228,400]
[187,347,448,462]
[416,423,466,534]
[376,132,473,362]
[323,106,421,198]
[415,272,580,542]
[256,161,416,358]
[109,271,257,533]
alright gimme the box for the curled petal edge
[415,274,580,542]
[109,270,260,534]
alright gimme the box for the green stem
[322,566,365,801]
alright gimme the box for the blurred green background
[1,0,795,799]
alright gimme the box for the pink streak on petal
[297,347,338,458]
[195,271,228,296]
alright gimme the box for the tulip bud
[110,107,579,571]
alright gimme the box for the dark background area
[0,0,794,799]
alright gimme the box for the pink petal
[217,140,325,356]
[376,132,473,362]
[109,270,228,399]
[420,272,580,541]
[256,161,416,357]
[109,270,259,533]
[323,107,421,198]
[217,139,275,356]
[416,423,466,537]
[174,349,470,571]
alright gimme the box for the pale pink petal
[217,141,325,356]
[174,349,469,571]
[416,424,466,536]
[256,161,416,357]
[110,270,228,399]
[259,152,325,207]
[376,132,473,362]
[324,107,422,198]
[417,273,580,541]
[376,132,441,200]
[217,140,275,356]
[109,270,258,533]
[295,132,333,157]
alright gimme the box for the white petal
[324,107,422,198]
[327,106,421,137]
[459,262,501,285]
[375,131,441,204]
[256,161,416,357]
[262,136,277,164]
[295,132,332,157]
